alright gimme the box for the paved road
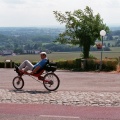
[0,68,120,120]
[0,103,120,120]
[0,68,120,92]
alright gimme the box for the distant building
[23,50,40,54]
[34,50,40,54]
[0,50,13,56]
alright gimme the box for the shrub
[102,59,118,71]
[0,62,4,68]
[56,58,118,71]
[86,59,97,71]
[56,59,81,71]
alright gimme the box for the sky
[0,0,120,27]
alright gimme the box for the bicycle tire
[43,73,60,91]
[12,76,24,90]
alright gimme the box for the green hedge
[0,61,14,68]
[0,58,118,71]
[0,62,5,68]
[56,58,118,71]
[56,58,82,71]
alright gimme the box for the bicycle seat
[44,62,57,72]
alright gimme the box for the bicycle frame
[19,70,52,83]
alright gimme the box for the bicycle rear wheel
[43,73,60,91]
[12,76,24,90]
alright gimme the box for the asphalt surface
[1,68,120,92]
[0,103,120,120]
[0,68,120,120]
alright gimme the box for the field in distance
[0,52,81,63]
[0,47,120,63]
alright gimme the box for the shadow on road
[9,89,52,94]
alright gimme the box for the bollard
[81,59,87,70]
[4,60,12,68]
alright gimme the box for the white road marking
[40,115,79,119]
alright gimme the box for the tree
[14,48,23,54]
[106,32,113,40]
[53,6,109,58]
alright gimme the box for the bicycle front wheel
[43,73,60,91]
[12,76,24,90]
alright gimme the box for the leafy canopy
[53,6,109,58]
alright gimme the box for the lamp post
[99,30,106,70]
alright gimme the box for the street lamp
[99,30,106,70]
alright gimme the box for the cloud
[0,0,26,4]
[0,0,120,27]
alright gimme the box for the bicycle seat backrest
[44,61,57,72]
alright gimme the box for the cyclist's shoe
[14,65,22,76]
[14,65,19,72]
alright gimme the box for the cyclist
[15,52,48,75]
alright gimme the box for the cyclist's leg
[19,60,34,71]
[24,66,31,72]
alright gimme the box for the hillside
[110,27,120,31]
[0,27,120,54]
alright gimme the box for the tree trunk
[83,41,90,58]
